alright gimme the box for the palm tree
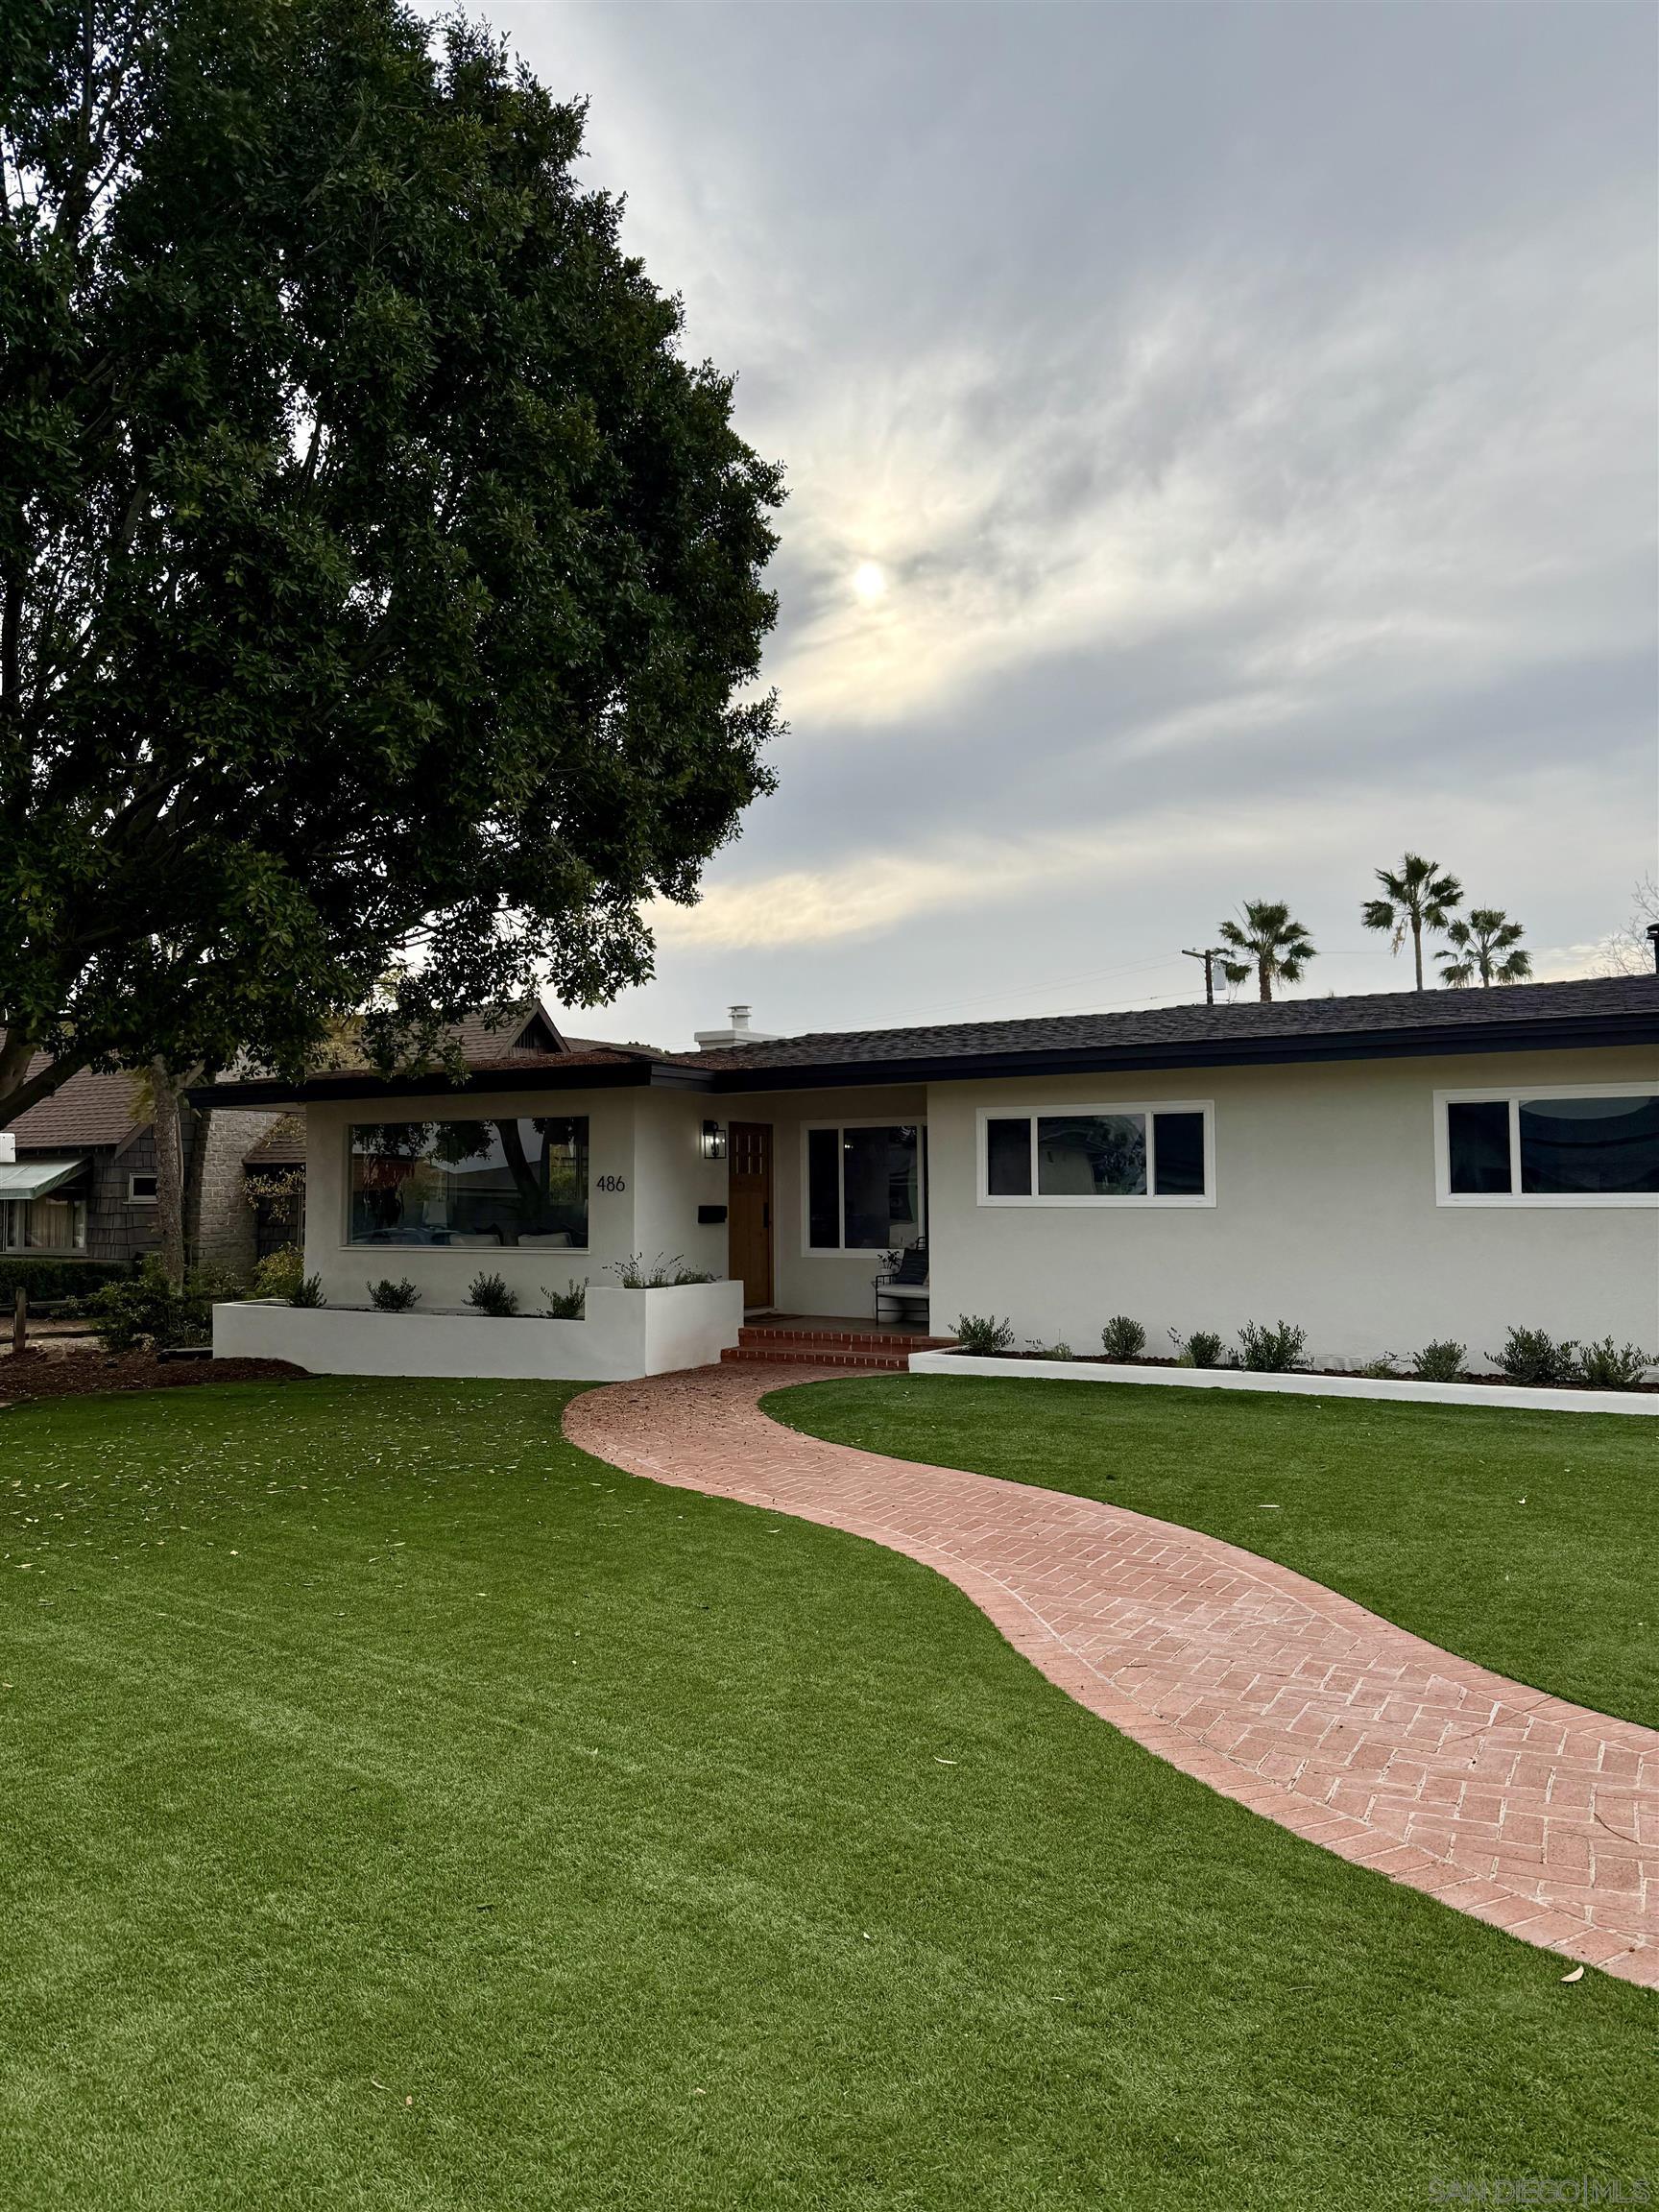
[1217,901,1317,1002]
[1437,907,1531,988]
[1360,853,1463,989]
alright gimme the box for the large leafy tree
[1360,853,1462,990]
[1216,901,1315,1003]
[0,0,782,1126]
[1437,907,1531,988]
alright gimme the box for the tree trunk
[1412,917,1424,989]
[1259,962,1272,1002]
[150,1061,188,1288]
[182,1102,210,1268]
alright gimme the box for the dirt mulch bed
[0,1351,310,1404]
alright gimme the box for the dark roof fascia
[705,1007,1659,1092]
[189,1059,713,1110]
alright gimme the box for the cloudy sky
[491,2,1655,1048]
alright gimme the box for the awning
[0,1157,88,1199]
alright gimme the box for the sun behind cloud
[852,559,887,605]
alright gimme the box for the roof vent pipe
[1647,922,1659,974]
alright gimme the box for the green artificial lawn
[769,1375,1659,1732]
[0,1378,1652,2211]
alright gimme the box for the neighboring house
[194,975,1659,1368]
[0,1048,283,1279]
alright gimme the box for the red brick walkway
[565,1362,1659,1987]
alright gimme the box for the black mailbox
[697,1204,728,1225]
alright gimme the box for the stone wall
[192,1108,285,1281]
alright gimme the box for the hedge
[0,1257,135,1302]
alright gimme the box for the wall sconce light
[700,1119,728,1161]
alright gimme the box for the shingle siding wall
[87,1134,161,1263]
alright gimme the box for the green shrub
[1577,1337,1654,1391]
[1411,1339,1466,1383]
[466,1271,519,1317]
[541,1280,586,1320]
[1025,1339,1073,1361]
[951,1314,1014,1357]
[1170,1328,1225,1369]
[1488,1327,1577,1387]
[0,1257,130,1303]
[672,1267,718,1286]
[1353,1355,1401,1380]
[606,1253,685,1289]
[1099,1315,1146,1361]
[1237,1319,1308,1373]
[83,1256,231,1352]
[289,1273,326,1309]
[252,1246,304,1301]
[368,1278,421,1312]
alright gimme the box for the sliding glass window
[978,1105,1213,1205]
[1439,1089,1658,1204]
[349,1118,589,1246]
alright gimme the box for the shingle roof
[185,973,1656,1107]
[693,974,1659,1075]
[243,1116,308,1167]
[6,1059,145,1150]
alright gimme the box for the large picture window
[978,1103,1214,1206]
[805,1123,926,1253]
[1438,1088,1659,1206]
[349,1118,589,1246]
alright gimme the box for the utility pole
[1182,947,1228,1006]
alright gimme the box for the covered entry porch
[709,1084,929,1322]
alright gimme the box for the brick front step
[736,1327,951,1353]
[723,1343,911,1371]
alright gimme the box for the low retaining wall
[905,1350,1659,1417]
[213,1280,744,1382]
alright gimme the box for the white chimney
[0,1131,13,1164]
[694,1001,781,1050]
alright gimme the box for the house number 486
[596,1174,626,1193]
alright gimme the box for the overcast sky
[486,2,1656,1049]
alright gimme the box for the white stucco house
[197,975,1659,1380]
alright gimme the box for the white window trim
[975,1100,1216,1208]
[1433,1082,1659,1209]
[128,1172,158,1204]
[801,1118,928,1257]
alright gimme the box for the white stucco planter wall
[213,1280,743,1382]
[906,1350,1659,1416]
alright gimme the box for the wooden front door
[728,1121,774,1310]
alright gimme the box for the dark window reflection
[986,1118,1032,1196]
[1152,1112,1206,1196]
[1447,1101,1512,1193]
[1519,1095,1659,1194]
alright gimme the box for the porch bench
[874,1243,928,1326]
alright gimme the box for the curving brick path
[564,1362,1659,1987]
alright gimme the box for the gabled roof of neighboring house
[189,974,1659,1108]
[243,1116,308,1168]
[5,1057,147,1151]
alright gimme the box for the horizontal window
[0,1196,87,1252]
[128,1172,158,1204]
[805,1123,926,1252]
[1438,1089,1658,1205]
[349,1118,589,1247]
[979,1105,1213,1204]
